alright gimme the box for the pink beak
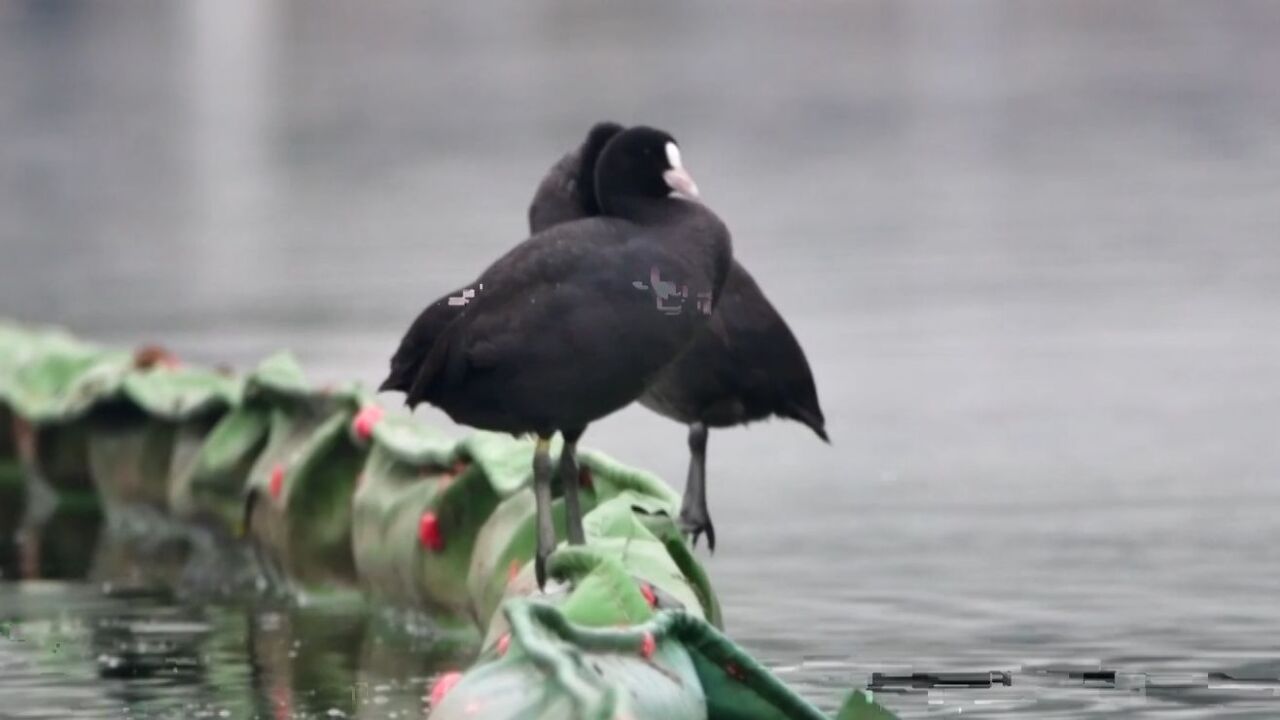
[663,167,700,200]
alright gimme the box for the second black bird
[383,125,732,587]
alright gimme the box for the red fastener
[725,662,745,681]
[639,583,657,608]
[429,671,462,706]
[506,559,522,585]
[640,632,656,659]
[352,405,384,441]
[269,464,285,500]
[418,511,444,551]
[578,467,594,489]
[496,633,510,657]
[271,683,292,720]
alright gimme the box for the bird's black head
[594,126,700,215]
[527,121,625,234]
[577,121,625,215]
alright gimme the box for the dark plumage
[379,122,625,397]
[408,202,730,434]
[638,269,827,440]
[526,122,624,234]
[527,126,827,552]
[382,125,732,586]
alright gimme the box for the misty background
[2,1,1279,716]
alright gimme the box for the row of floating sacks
[0,321,897,720]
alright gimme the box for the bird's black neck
[600,195,698,226]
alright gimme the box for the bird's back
[527,150,589,234]
[409,205,732,435]
[640,260,827,438]
[380,292,468,394]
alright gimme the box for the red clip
[429,671,462,707]
[579,467,594,489]
[726,662,745,681]
[352,405,384,441]
[640,632,656,659]
[639,583,657,608]
[269,464,285,500]
[418,511,444,551]
[496,633,510,657]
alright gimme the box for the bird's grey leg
[679,422,715,551]
[533,436,557,589]
[557,437,586,545]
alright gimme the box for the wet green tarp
[432,599,893,720]
[0,321,899,720]
[0,322,240,424]
[351,415,721,633]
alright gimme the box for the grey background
[2,0,1279,716]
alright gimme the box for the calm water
[3,0,1280,716]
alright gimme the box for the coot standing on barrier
[528,126,827,552]
[379,122,626,397]
[383,126,732,587]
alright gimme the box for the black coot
[383,125,732,587]
[379,122,627,398]
[528,128,827,552]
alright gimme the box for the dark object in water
[869,671,1014,689]
[383,125,732,588]
[527,125,827,552]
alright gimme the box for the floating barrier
[0,321,896,720]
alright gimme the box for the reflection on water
[0,530,472,720]
[3,0,1280,717]
[0,585,462,720]
[2,525,1279,718]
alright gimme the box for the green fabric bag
[474,494,722,654]
[0,324,130,423]
[169,405,270,532]
[352,416,497,625]
[434,601,898,720]
[0,324,108,495]
[84,365,241,516]
[352,423,714,632]
[241,354,367,591]
[0,321,899,720]
[433,599,707,720]
[465,439,705,632]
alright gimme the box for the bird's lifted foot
[678,500,716,552]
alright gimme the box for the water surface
[3,1,1280,716]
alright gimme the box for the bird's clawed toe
[679,507,716,553]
